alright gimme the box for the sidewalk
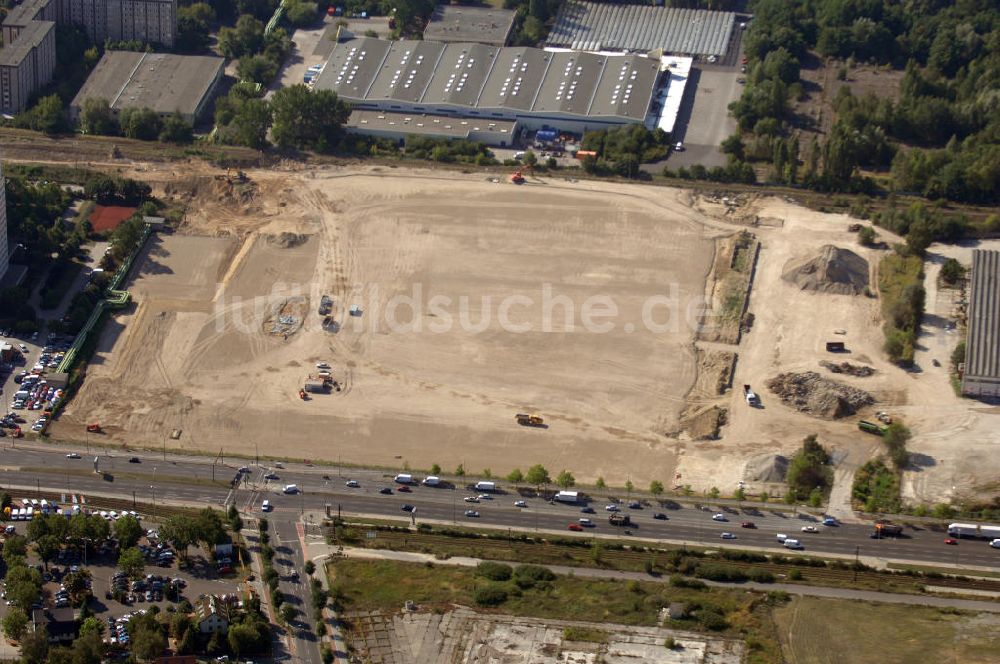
[299,520,350,664]
[302,535,1000,615]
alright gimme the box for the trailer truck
[948,523,1000,539]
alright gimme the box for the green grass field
[773,596,1000,664]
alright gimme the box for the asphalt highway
[4,445,1000,570]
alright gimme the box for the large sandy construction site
[53,166,729,481]
[50,162,998,500]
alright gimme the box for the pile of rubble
[765,371,874,419]
[819,360,876,377]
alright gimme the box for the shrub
[475,562,513,582]
[473,585,508,607]
[696,608,728,631]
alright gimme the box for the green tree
[80,97,118,135]
[131,620,166,661]
[940,258,965,285]
[237,54,278,85]
[218,14,264,59]
[18,628,48,664]
[159,112,193,144]
[280,603,299,622]
[304,560,316,576]
[270,85,350,152]
[649,480,664,496]
[119,546,145,579]
[227,622,264,657]
[79,616,105,638]
[525,464,550,488]
[555,470,575,488]
[595,476,606,489]
[858,226,876,246]
[114,515,144,549]
[787,434,832,500]
[35,535,61,569]
[808,486,823,507]
[285,0,318,27]
[506,468,523,483]
[625,480,635,494]
[455,463,465,476]
[431,463,441,475]
[120,107,162,141]
[883,421,912,470]
[2,607,28,641]
[177,626,198,655]
[24,95,70,135]
[707,486,720,499]
[3,535,27,565]
[734,487,746,502]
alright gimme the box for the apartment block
[0,20,56,114]
[0,161,8,281]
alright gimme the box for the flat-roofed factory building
[423,4,515,47]
[962,249,1000,399]
[71,50,224,124]
[312,37,664,140]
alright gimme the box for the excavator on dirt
[86,423,102,433]
[510,170,525,184]
[515,413,544,427]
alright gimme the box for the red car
[741,521,756,529]
[396,485,411,492]
[944,538,958,545]
[567,523,583,531]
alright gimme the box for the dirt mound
[745,454,789,483]
[765,371,874,419]
[781,245,869,295]
[269,232,309,248]
[820,360,875,377]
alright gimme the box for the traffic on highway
[5,446,1000,569]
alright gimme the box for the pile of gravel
[745,454,789,483]
[782,245,869,295]
[765,371,874,419]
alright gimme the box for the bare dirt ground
[53,165,732,484]
[48,160,999,502]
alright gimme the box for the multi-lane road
[4,444,1000,570]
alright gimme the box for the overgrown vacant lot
[328,558,785,663]
[773,596,1000,664]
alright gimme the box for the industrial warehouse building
[423,4,515,47]
[71,51,224,124]
[962,250,1000,399]
[314,37,665,141]
[547,1,736,57]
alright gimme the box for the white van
[775,533,787,542]
[783,539,803,550]
[282,484,299,494]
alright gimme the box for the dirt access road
[54,165,731,484]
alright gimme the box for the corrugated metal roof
[421,43,499,108]
[316,38,662,124]
[548,1,735,57]
[964,250,1000,381]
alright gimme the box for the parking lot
[668,67,744,169]
[1,332,75,436]
[0,507,247,652]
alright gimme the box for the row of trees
[80,99,194,144]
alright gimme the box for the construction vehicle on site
[516,413,544,427]
[510,170,525,184]
[86,423,102,433]
[858,420,888,435]
[298,389,308,400]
